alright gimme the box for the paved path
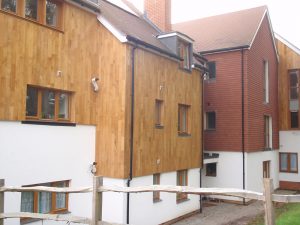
[174,201,264,225]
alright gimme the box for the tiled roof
[173,6,268,53]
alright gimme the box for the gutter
[241,49,246,205]
[200,45,250,55]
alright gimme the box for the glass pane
[290,87,298,100]
[58,93,69,119]
[290,153,298,172]
[182,107,187,132]
[42,90,55,119]
[290,100,299,111]
[290,72,298,87]
[25,0,38,20]
[208,62,216,79]
[280,154,288,171]
[26,87,38,117]
[207,112,216,129]
[56,182,67,209]
[291,112,299,128]
[21,192,34,212]
[1,0,16,12]
[38,192,52,213]
[46,0,58,27]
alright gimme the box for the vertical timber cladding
[276,39,300,130]
[130,48,202,177]
[0,3,129,178]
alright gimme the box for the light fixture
[91,77,100,92]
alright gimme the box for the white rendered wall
[279,131,300,182]
[0,121,96,225]
[245,150,279,192]
[129,168,200,225]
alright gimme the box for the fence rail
[1,177,300,225]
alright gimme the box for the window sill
[155,125,164,129]
[176,198,190,204]
[22,120,76,127]
[279,171,298,174]
[206,174,217,177]
[0,9,64,33]
[178,133,191,137]
[263,148,272,151]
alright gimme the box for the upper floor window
[205,111,216,130]
[21,180,69,221]
[26,86,70,121]
[289,70,299,129]
[207,62,216,79]
[155,99,164,128]
[178,41,191,70]
[263,60,269,103]
[178,104,190,135]
[0,0,63,29]
[264,115,272,150]
[176,170,188,203]
[280,153,298,173]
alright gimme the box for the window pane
[46,0,58,27]
[26,87,38,117]
[290,87,298,100]
[41,90,55,119]
[290,153,298,172]
[291,112,299,128]
[178,105,189,133]
[1,0,16,12]
[56,181,67,209]
[207,112,216,129]
[25,0,38,20]
[206,163,217,176]
[208,62,216,79]
[39,192,52,213]
[21,192,34,212]
[290,72,298,87]
[280,153,288,171]
[58,93,69,119]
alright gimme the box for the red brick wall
[204,16,279,152]
[144,0,171,32]
[280,181,300,190]
[246,16,279,152]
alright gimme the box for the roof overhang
[157,32,194,43]
[275,33,300,56]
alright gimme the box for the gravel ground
[174,201,264,225]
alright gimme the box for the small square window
[206,163,217,176]
[1,0,17,13]
[205,112,216,130]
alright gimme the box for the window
[21,180,69,220]
[280,153,298,173]
[153,173,161,202]
[176,170,188,202]
[205,112,216,130]
[178,104,190,135]
[155,99,163,127]
[178,41,190,70]
[26,86,71,121]
[1,0,17,13]
[206,163,217,176]
[263,60,269,103]
[0,0,63,29]
[263,161,270,178]
[207,62,216,79]
[264,115,272,150]
[289,70,299,128]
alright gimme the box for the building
[0,0,205,224]
[173,6,279,198]
[276,33,300,190]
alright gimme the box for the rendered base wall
[279,131,300,189]
[0,121,96,225]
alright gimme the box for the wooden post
[0,179,4,225]
[263,178,275,225]
[92,176,102,225]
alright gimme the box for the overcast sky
[129,0,300,49]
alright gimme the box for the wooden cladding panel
[128,48,202,177]
[277,39,300,130]
[0,4,128,178]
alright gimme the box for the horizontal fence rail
[1,177,300,225]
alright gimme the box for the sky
[129,0,300,49]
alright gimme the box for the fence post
[0,179,4,225]
[263,178,275,225]
[92,176,103,225]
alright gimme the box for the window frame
[279,152,298,173]
[0,0,64,30]
[264,115,272,150]
[176,170,188,203]
[21,180,69,223]
[206,163,217,177]
[155,99,164,128]
[153,173,161,203]
[26,86,71,122]
[288,69,300,129]
[178,40,191,71]
[205,111,216,130]
[263,60,269,104]
[207,61,216,80]
[178,104,191,136]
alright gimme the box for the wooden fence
[1,177,300,225]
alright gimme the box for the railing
[1,177,300,225]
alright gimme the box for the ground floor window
[153,173,161,202]
[21,180,69,221]
[206,163,217,177]
[280,153,298,173]
[176,170,188,203]
[263,160,270,178]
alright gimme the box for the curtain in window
[39,192,52,213]
[21,192,34,212]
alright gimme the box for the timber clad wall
[0,3,202,179]
[246,16,279,151]
[277,39,300,130]
[204,16,278,152]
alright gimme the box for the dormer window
[179,41,190,70]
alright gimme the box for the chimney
[144,0,171,32]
